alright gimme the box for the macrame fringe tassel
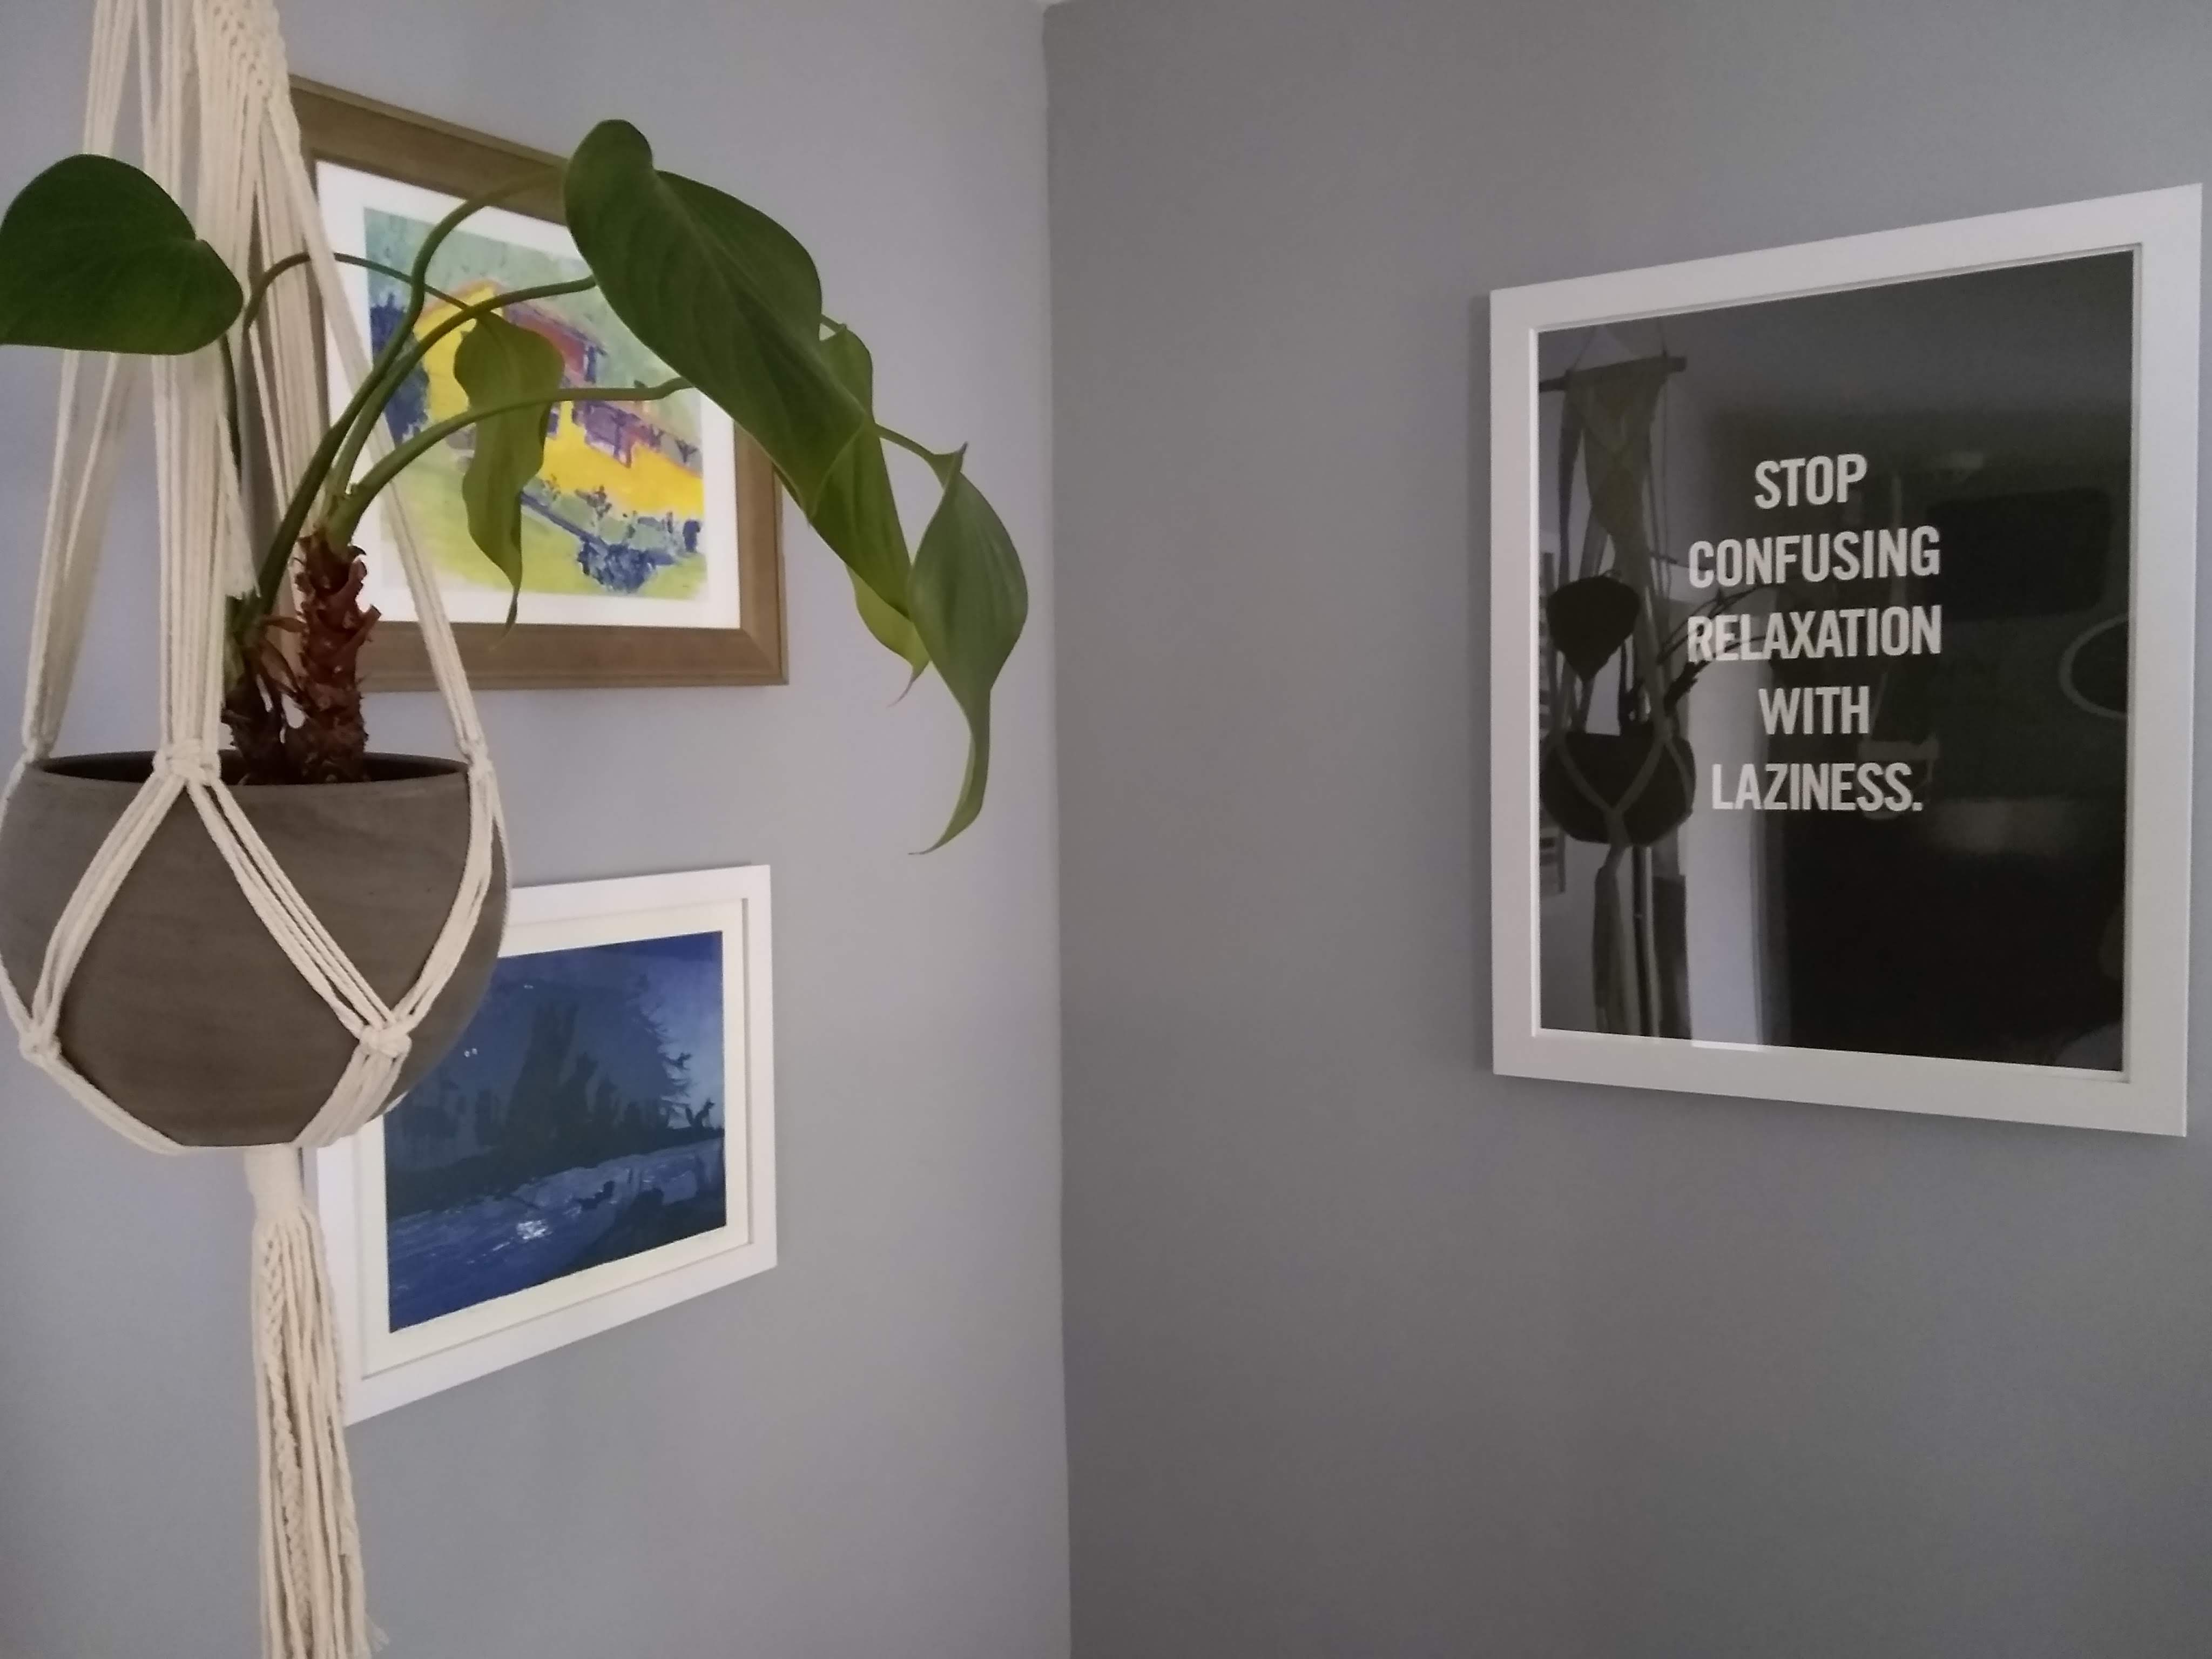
[245,1145,372,1659]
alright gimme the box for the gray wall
[0,2,1065,1655]
[1047,1,2212,1654]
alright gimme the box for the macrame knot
[18,1024,62,1069]
[201,0,289,112]
[356,1020,413,1063]
[155,737,226,787]
[243,1141,305,1216]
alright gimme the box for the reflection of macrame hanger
[1540,347,1690,1038]
[1537,352,1685,392]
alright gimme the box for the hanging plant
[0,19,1029,1653]
[0,123,1029,1148]
[0,129,1027,842]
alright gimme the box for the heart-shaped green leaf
[453,312,565,625]
[565,121,1028,844]
[909,452,1027,847]
[0,154,241,354]
[564,122,864,510]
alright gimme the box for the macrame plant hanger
[2,2,505,1654]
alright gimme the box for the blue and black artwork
[382,932,728,1331]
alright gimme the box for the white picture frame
[315,867,777,1419]
[1489,186,2201,1134]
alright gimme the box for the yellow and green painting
[364,210,709,602]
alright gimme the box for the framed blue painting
[315,867,776,1419]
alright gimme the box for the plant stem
[221,647,288,782]
[316,274,599,530]
[222,530,377,785]
[217,334,242,474]
[877,424,962,479]
[285,530,376,783]
[327,377,691,544]
[239,250,468,337]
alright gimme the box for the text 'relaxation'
[1678,454,1938,817]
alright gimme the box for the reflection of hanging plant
[1537,353,1709,1038]
[1539,572,1695,846]
[1537,356,1696,850]
[0,128,1027,842]
[1542,723,1694,845]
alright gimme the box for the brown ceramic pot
[0,752,505,1146]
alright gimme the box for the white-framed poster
[1489,187,2201,1134]
[315,867,775,1419]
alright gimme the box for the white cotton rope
[0,1,509,1652]
[247,1144,373,1659]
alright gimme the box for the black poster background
[1535,253,2134,1068]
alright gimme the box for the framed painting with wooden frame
[292,79,786,690]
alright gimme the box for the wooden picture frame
[292,80,786,690]
[1489,186,2201,1135]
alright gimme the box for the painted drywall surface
[1047,1,2212,1654]
[0,2,1065,1655]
